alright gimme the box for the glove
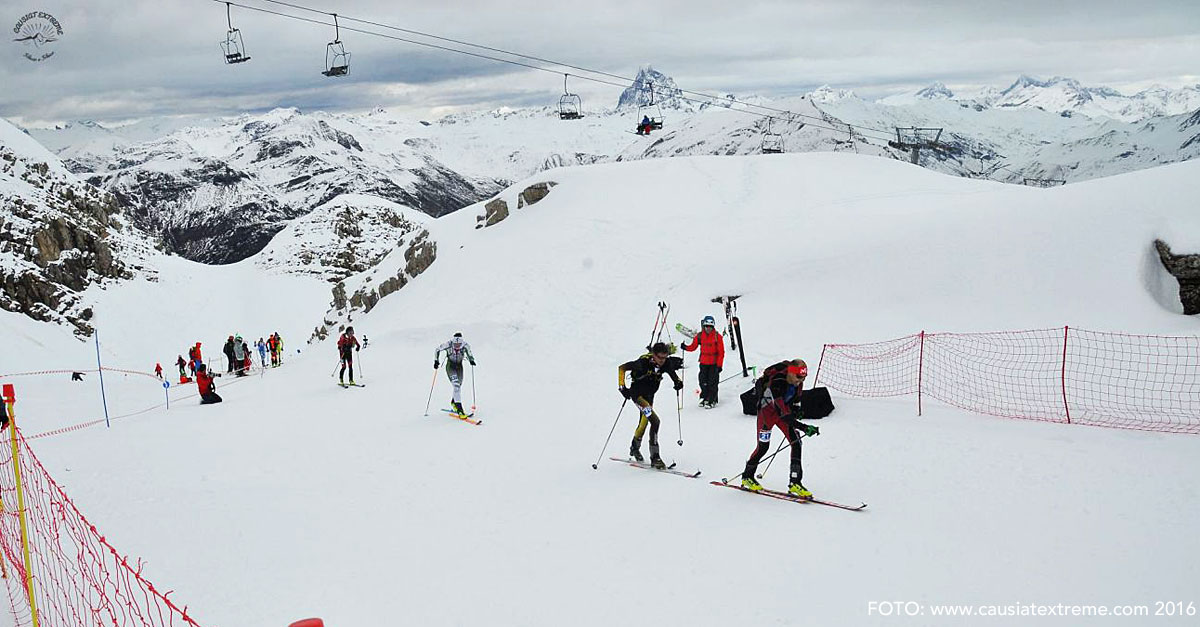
[798,422,820,437]
[469,359,476,366]
[673,379,683,391]
[433,360,440,369]
[619,386,631,399]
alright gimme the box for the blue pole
[94,331,111,428]
[163,380,170,410]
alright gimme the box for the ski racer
[337,326,361,385]
[740,359,820,498]
[434,333,475,415]
[617,342,684,469]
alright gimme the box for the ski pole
[470,363,477,411]
[591,398,629,470]
[675,389,684,446]
[356,350,364,380]
[757,440,789,479]
[422,368,438,416]
[720,433,807,484]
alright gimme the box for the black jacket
[619,355,683,401]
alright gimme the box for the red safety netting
[0,426,202,626]
[814,326,1200,434]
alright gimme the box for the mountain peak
[914,82,954,99]
[617,66,689,111]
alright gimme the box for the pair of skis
[440,408,482,425]
[608,458,865,511]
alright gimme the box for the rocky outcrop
[1155,239,1200,315]
[476,182,556,228]
[1,144,141,336]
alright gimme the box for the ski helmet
[701,315,716,327]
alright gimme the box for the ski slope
[4,153,1199,626]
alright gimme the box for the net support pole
[94,332,111,428]
[3,387,41,627]
[813,344,828,386]
[1061,325,1071,424]
[917,331,926,417]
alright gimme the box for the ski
[337,383,365,388]
[441,409,482,425]
[710,480,866,511]
[609,457,701,478]
[675,322,698,340]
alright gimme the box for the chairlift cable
[214,0,898,142]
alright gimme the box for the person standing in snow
[337,326,361,385]
[617,342,684,469]
[223,336,236,373]
[272,332,284,366]
[256,338,268,367]
[195,364,223,405]
[740,359,819,498]
[681,315,725,408]
[154,362,163,379]
[233,335,248,377]
[434,332,475,415]
[176,355,187,379]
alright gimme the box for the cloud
[2,0,1197,125]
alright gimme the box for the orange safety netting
[0,426,202,626]
[814,326,1200,434]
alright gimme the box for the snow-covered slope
[7,154,1197,626]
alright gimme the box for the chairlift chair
[322,14,351,77]
[761,118,784,154]
[633,81,664,135]
[558,75,583,120]
[221,3,250,64]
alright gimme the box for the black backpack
[740,361,790,416]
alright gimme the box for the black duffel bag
[800,387,835,419]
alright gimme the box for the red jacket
[682,329,725,367]
[196,370,216,395]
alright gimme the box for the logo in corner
[13,11,63,62]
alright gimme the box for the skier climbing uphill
[681,315,725,407]
[741,359,819,498]
[337,326,361,386]
[618,342,684,469]
[434,332,475,415]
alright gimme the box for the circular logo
[13,11,63,62]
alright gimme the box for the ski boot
[629,437,644,463]
[650,457,667,470]
[788,483,812,499]
[451,401,466,415]
[741,475,764,492]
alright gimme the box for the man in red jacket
[195,364,223,405]
[681,315,725,408]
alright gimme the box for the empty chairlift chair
[221,2,250,64]
[761,118,784,154]
[322,14,351,77]
[559,75,583,120]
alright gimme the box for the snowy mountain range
[5,69,1199,334]
[882,75,1200,122]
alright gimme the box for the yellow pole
[3,388,40,627]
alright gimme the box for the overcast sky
[2,0,1197,127]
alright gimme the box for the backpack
[741,361,790,416]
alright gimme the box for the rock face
[1155,239,1200,315]
[84,109,503,265]
[476,182,556,229]
[1,128,146,336]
